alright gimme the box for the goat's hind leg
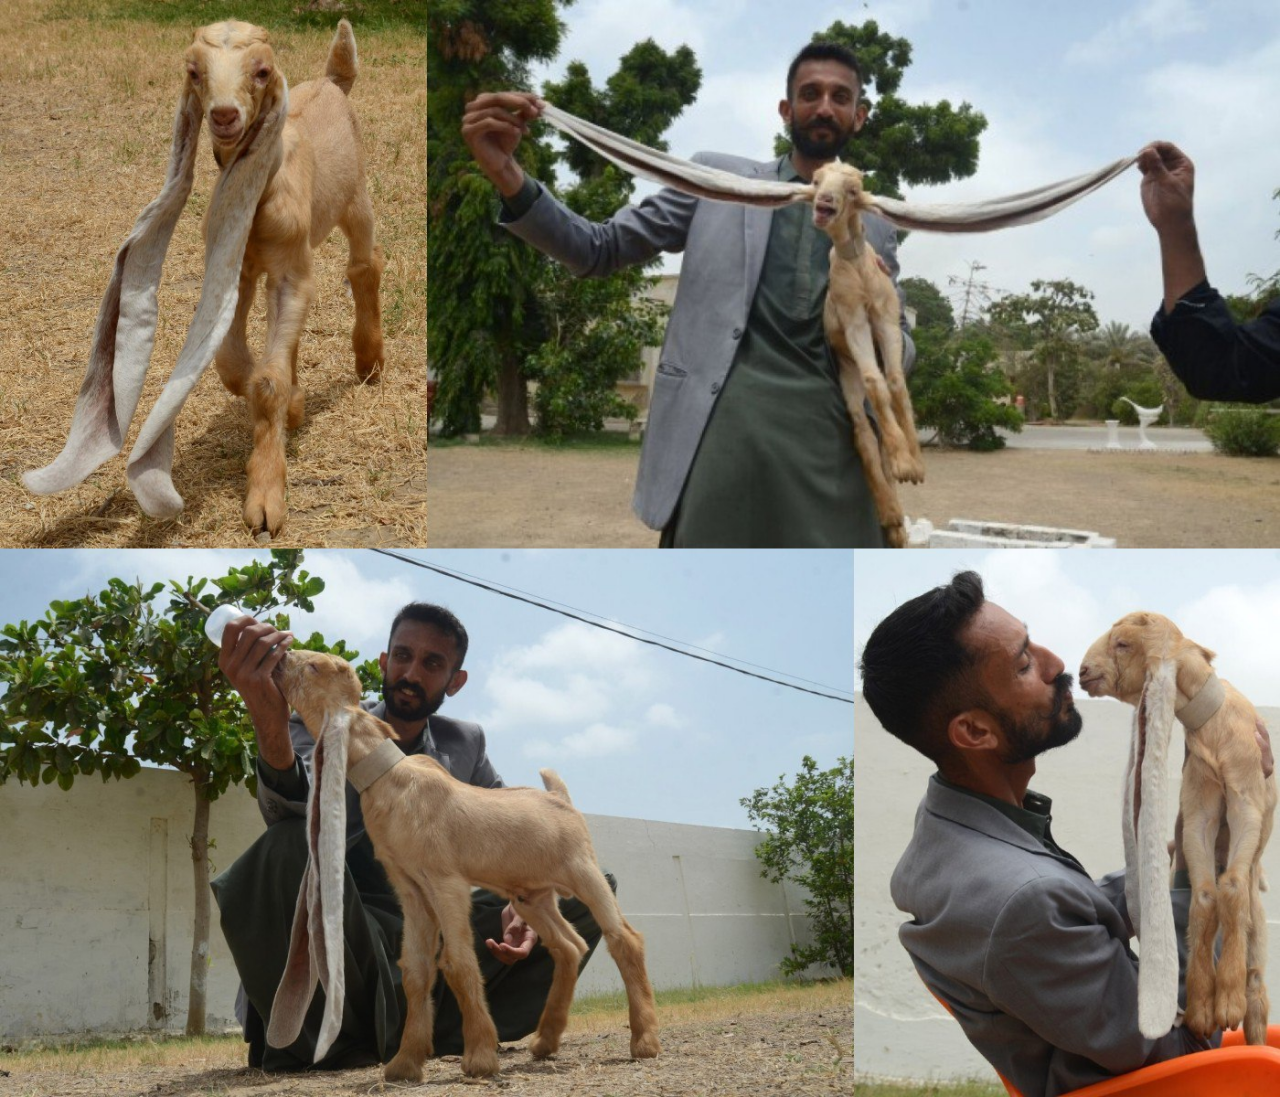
[1182,781,1224,1038]
[871,311,924,481]
[1243,797,1273,1044]
[513,889,589,1060]
[572,867,660,1059]
[842,309,917,483]
[384,882,442,1083]
[214,269,259,397]
[339,190,385,383]
[1216,787,1267,1031]
[837,360,908,547]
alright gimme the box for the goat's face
[185,21,282,157]
[1079,611,1211,703]
[275,649,364,732]
[811,161,869,233]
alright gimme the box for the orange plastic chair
[928,987,1280,1097]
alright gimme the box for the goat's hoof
[1184,994,1217,1039]
[461,1048,500,1077]
[383,1054,423,1083]
[884,524,909,549]
[1215,984,1247,1031]
[529,1033,560,1059]
[356,355,384,384]
[630,1031,661,1059]
[891,457,925,483]
[243,491,287,538]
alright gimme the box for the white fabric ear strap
[538,102,1137,231]
[25,78,290,519]
[347,738,405,793]
[1175,672,1225,731]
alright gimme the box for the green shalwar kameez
[663,157,887,548]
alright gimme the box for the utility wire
[370,549,854,704]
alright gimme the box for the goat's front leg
[432,878,500,1078]
[839,306,920,484]
[1216,788,1267,1031]
[245,256,315,536]
[835,359,908,547]
[871,311,924,480]
[1182,784,1224,1038]
[214,269,258,397]
[385,879,442,1083]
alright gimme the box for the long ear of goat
[24,78,289,519]
[538,102,1137,230]
[1128,659,1180,1039]
[267,706,350,1061]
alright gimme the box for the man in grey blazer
[210,604,610,1069]
[858,572,1227,1097]
[462,41,914,547]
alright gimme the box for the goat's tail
[540,769,574,805]
[324,19,358,95]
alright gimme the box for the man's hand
[219,616,295,770]
[485,903,538,965]
[461,91,543,199]
[1138,141,1196,236]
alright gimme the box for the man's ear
[778,96,793,128]
[446,668,468,697]
[852,100,869,133]
[947,709,1001,753]
[378,651,388,679]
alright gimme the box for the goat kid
[189,20,384,534]
[812,161,923,548]
[1079,612,1276,1045]
[269,649,661,1080]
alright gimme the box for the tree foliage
[900,276,955,336]
[0,550,378,1034]
[910,328,1022,450]
[428,3,698,437]
[741,755,853,978]
[779,20,988,200]
[988,279,1099,420]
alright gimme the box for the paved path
[992,423,1213,452]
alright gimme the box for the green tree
[900,276,955,336]
[910,328,1022,450]
[781,21,988,200]
[428,5,699,437]
[988,279,1099,420]
[0,551,377,1034]
[740,756,853,977]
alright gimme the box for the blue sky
[853,549,1280,735]
[529,0,1280,331]
[0,549,853,830]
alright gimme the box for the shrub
[1203,407,1280,456]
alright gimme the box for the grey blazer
[256,701,505,847]
[890,776,1214,1097]
[504,152,915,531]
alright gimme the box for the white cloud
[1065,0,1208,67]
[525,722,638,759]
[646,702,683,728]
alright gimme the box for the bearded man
[210,604,613,1071]
[462,41,914,547]
[857,571,1280,1097]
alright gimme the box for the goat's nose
[210,106,240,129]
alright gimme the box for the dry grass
[0,980,851,1097]
[0,0,425,547]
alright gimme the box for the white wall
[854,696,1280,1083]
[0,768,813,1039]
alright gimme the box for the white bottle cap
[205,604,248,646]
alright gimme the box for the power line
[370,549,854,704]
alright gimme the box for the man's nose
[1038,644,1066,682]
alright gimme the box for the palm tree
[1090,322,1156,371]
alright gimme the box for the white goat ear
[1133,660,1180,1039]
[267,706,350,1061]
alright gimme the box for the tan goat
[812,161,923,548]
[1079,612,1276,1045]
[267,649,661,1081]
[24,20,383,536]
[192,20,384,534]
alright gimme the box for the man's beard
[997,673,1084,765]
[790,115,854,161]
[381,676,447,722]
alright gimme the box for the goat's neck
[827,210,867,264]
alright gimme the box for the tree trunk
[1046,359,1059,420]
[185,774,211,1036]
[493,352,531,436]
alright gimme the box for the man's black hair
[859,571,991,765]
[786,40,863,100]
[388,603,469,670]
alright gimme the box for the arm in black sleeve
[1151,281,1280,402]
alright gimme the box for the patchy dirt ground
[0,1005,851,1097]
[426,442,1280,548]
[0,0,426,547]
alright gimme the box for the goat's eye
[255,66,272,83]
[1114,641,1129,651]
[187,68,201,84]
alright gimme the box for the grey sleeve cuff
[258,755,308,801]
[499,176,543,222]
